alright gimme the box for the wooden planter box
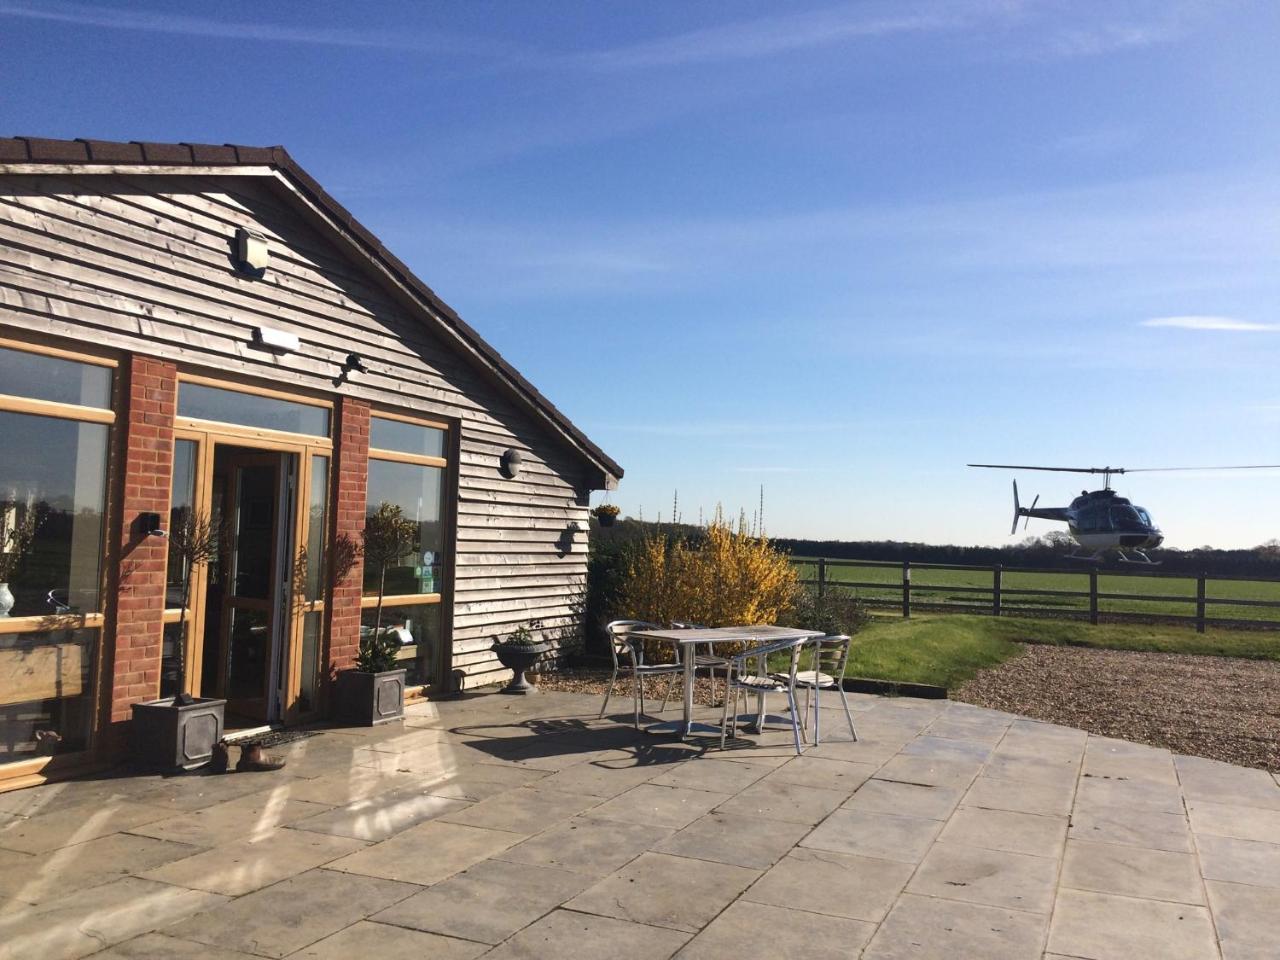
[131,697,226,771]
[337,668,406,726]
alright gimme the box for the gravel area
[954,644,1280,773]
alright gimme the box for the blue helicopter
[969,463,1280,564]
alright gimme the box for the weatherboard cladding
[0,135,610,686]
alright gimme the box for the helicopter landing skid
[1115,549,1161,566]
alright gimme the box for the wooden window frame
[0,335,120,786]
[365,410,454,694]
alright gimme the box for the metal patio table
[631,626,824,738]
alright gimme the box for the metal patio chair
[670,621,731,707]
[600,620,682,729]
[785,634,857,744]
[720,635,808,755]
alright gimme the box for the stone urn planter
[491,634,551,695]
[132,696,226,771]
[336,667,407,726]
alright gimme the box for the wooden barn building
[0,136,621,788]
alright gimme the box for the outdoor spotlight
[235,228,270,272]
[343,353,367,374]
[500,448,523,479]
[252,326,300,353]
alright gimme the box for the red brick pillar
[325,396,369,686]
[105,355,177,744]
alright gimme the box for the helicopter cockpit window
[1111,506,1144,529]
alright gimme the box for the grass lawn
[838,613,1280,689]
[792,559,1280,625]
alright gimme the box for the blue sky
[4,1,1279,548]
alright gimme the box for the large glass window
[178,382,330,437]
[0,344,113,765]
[363,413,449,688]
[364,459,445,598]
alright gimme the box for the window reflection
[370,417,445,458]
[0,628,97,761]
[0,347,111,409]
[0,411,109,616]
[364,459,445,597]
[360,603,440,686]
[178,382,330,437]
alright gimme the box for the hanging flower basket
[591,504,620,527]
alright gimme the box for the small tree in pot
[492,619,552,695]
[337,502,416,725]
[132,509,228,771]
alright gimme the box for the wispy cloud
[0,1,516,56]
[729,466,813,474]
[1142,316,1280,332]
[574,2,967,70]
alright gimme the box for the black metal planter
[595,513,616,527]
[337,668,407,726]
[131,696,226,771]
[491,641,551,694]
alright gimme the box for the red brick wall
[106,356,177,736]
[325,396,369,679]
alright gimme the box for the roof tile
[25,137,90,162]
[82,139,145,163]
[138,141,194,163]
[231,145,274,164]
[0,139,29,162]
[186,142,239,164]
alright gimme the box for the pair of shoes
[208,740,231,774]
[236,742,286,772]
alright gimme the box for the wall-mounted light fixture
[500,448,523,479]
[252,326,300,353]
[235,228,270,273]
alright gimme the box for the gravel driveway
[954,644,1280,773]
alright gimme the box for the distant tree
[1256,540,1280,560]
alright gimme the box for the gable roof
[0,136,622,482]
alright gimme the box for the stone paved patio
[2,689,1279,959]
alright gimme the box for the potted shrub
[337,503,413,725]
[491,620,551,695]
[132,510,227,771]
[591,503,620,528]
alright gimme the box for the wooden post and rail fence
[796,557,1280,633]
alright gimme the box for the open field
[794,557,1280,626]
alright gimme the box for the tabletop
[632,625,824,645]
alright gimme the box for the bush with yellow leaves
[617,511,799,662]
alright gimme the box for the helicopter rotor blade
[969,464,1125,475]
[1122,465,1280,473]
[1024,495,1039,532]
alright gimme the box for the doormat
[239,730,323,749]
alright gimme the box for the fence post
[992,564,1002,617]
[1089,569,1099,625]
[817,558,826,598]
[902,560,911,619]
[1196,572,1206,634]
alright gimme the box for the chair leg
[813,683,821,745]
[785,689,803,755]
[659,672,677,714]
[839,685,857,741]
[632,673,641,730]
[720,680,732,750]
[637,674,646,716]
[599,667,618,719]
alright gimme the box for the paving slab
[845,778,965,820]
[1187,798,1280,845]
[166,867,419,958]
[767,755,877,792]
[483,908,691,960]
[1069,804,1193,853]
[648,757,774,794]
[590,783,730,829]
[1061,838,1205,904]
[714,777,847,825]
[1206,880,1280,960]
[287,786,471,841]
[676,899,875,959]
[964,775,1075,818]
[438,785,600,833]
[290,920,486,960]
[1075,773,1184,814]
[565,850,760,933]
[326,819,525,885]
[0,830,198,903]
[742,846,913,923]
[0,876,226,960]
[907,840,1058,914]
[654,810,809,870]
[801,808,943,863]
[1047,888,1219,960]
[373,857,591,943]
[0,800,174,854]
[862,892,1047,960]
[128,790,329,846]
[140,825,367,896]
[940,805,1067,859]
[1175,755,1280,810]
[497,814,673,875]
[1196,834,1280,888]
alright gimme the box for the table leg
[683,644,695,737]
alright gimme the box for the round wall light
[500,448,523,479]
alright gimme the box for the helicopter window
[1135,508,1152,527]
[1078,506,1110,532]
[1110,506,1143,529]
